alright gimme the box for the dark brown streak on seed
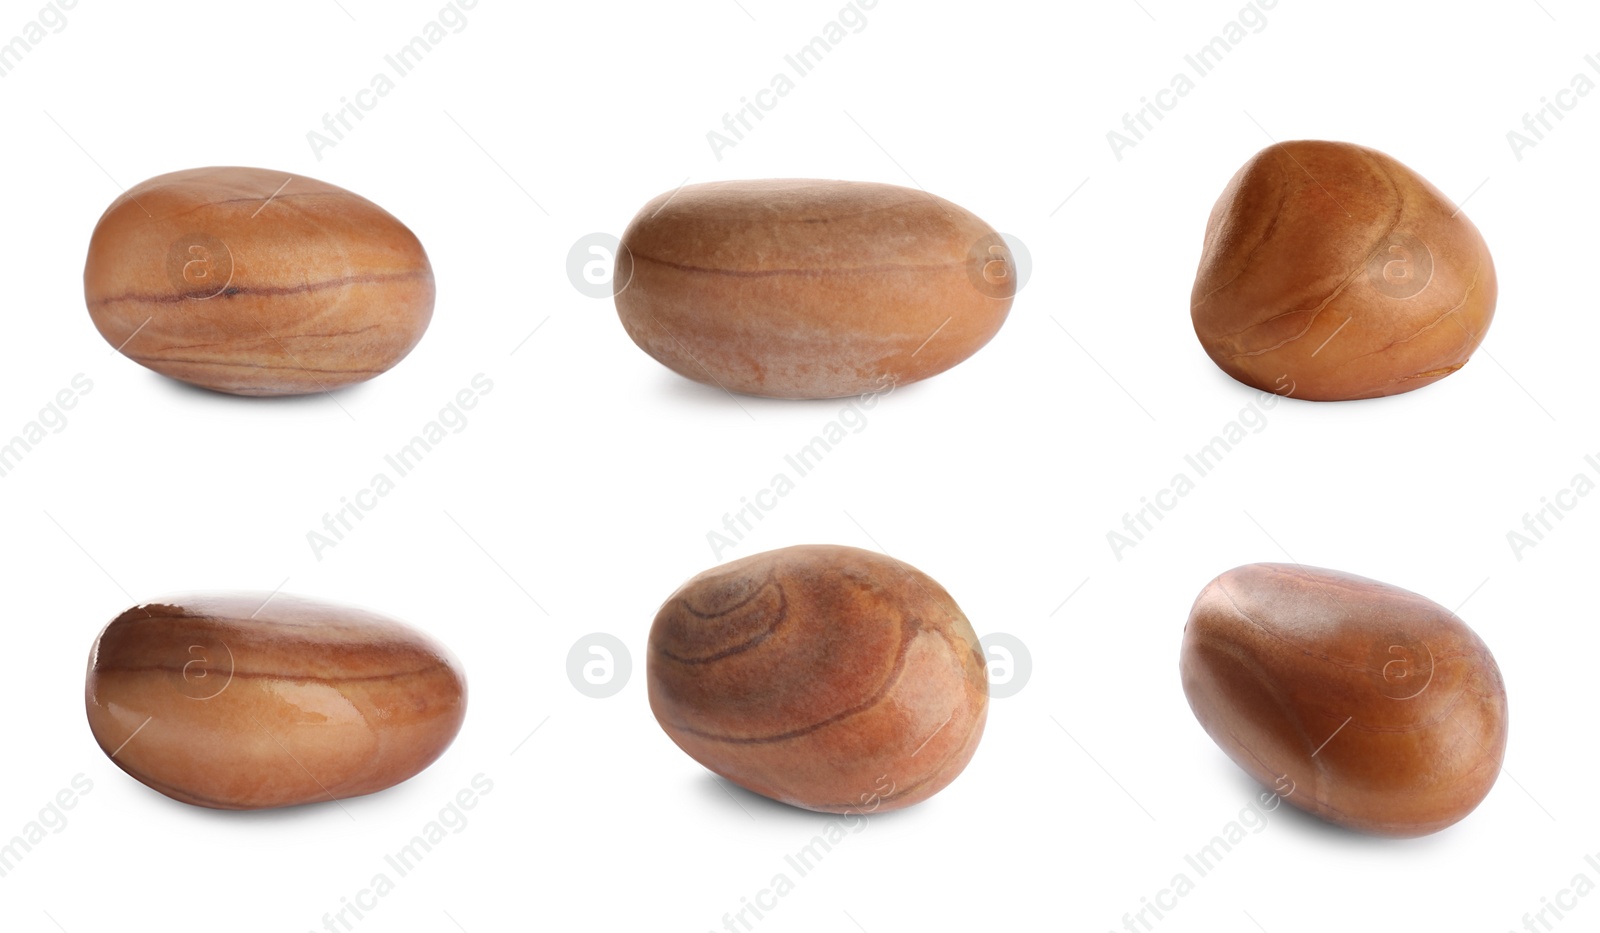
[125,355,381,375]
[90,270,430,307]
[93,662,449,684]
[632,252,959,279]
[654,575,789,665]
[672,615,924,745]
[151,324,383,354]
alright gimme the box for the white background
[0,0,1594,930]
